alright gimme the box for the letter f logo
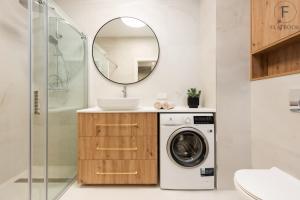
[275,1,297,24]
[281,5,289,18]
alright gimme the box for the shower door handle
[34,90,40,115]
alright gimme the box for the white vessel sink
[97,97,140,110]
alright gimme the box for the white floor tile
[60,183,243,200]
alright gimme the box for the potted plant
[187,88,201,108]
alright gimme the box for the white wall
[0,0,28,184]
[55,0,216,108]
[199,0,216,108]
[216,0,251,189]
[216,0,300,189]
[251,75,300,179]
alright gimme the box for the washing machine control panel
[160,113,214,125]
[193,116,214,124]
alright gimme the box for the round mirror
[92,17,160,85]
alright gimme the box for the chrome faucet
[122,85,127,98]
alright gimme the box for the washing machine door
[167,127,209,168]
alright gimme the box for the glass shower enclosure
[0,0,86,199]
[30,0,87,199]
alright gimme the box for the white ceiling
[96,18,155,38]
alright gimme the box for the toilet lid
[234,167,300,200]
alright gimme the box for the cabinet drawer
[79,136,157,160]
[78,113,157,137]
[78,160,157,184]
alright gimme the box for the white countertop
[77,106,216,113]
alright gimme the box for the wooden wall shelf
[251,39,300,80]
[252,32,300,55]
[251,0,300,80]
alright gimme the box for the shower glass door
[30,0,88,199]
[30,0,48,199]
[47,11,87,200]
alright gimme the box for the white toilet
[234,167,300,200]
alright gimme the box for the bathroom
[0,0,299,199]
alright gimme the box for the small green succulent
[187,88,201,98]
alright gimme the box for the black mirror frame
[92,16,160,85]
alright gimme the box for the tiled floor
[0,166,75,200]
[60,183,243,200]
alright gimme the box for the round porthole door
[167,127,209,168]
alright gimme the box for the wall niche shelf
[251,0,300,81]
[251,33,300,80]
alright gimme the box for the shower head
[19,0,44,9]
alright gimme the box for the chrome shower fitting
[81,33,87,40]
[19,0,46,9]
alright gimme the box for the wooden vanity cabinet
[77,112,158,185]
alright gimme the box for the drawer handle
[96,171,138,175]
[96,147,138,151]
[96,123,138,127]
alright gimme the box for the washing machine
[160,113,215,190]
